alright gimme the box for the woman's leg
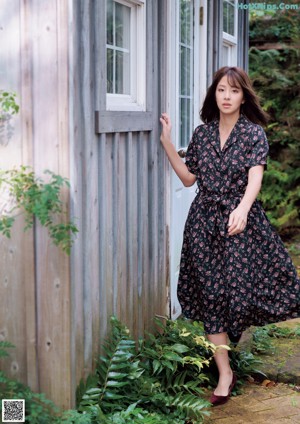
[207,332,233,396]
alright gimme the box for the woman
[160,67,300,406]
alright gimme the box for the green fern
[77,317,214,423]
[79,318,144,413]
[76,374,99,407]
[167,392,211,420]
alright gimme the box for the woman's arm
[228,165,264,236]
[160,113,197,187]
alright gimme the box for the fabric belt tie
[201,192,242,237]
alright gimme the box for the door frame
[166,0,208,319]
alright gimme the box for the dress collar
[208,115,251,154]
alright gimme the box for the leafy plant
[0,166,78,254]
[0,370,60,423]
[268,323,300,338]
[78,317,144,412]
[77,317,218,423]
[0,340,15,358]
[229,349,264,383]
[249,323,300,356]
[0,341,96,423]
[0,90,19,117]
[0,90,78,253]
[5,318,292,423]
[251,326,276,355]
[249,5,300,232]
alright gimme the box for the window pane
[180,98,191,147]
[107,0,113,45]
[223,44,230,66]
[107,48,114,93]
[116,50,130,94]
[180,46,191,96]
[223,0,235,36]
[115,2,130,49]
[106,0,131,95]
[180,0,192,45]
[179,0,193,147]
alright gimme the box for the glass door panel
[179,0,194,147]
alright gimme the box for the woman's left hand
[227,205,249,236]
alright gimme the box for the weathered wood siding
[0,0,169,410]
[0,0,71,408]
[69,0,169,404]
[0,0,249,410]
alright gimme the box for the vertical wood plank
[98,132,109,343]
[156,0,170,318]
[56,0,71,404]
[117,134,128,324]
[125,132,139,338]
[0,0,29,388]
[78,0,100,375]
[106,133,114,327]
[69,0,85,401]
[0,228,27,382]
[20,0,38,392]
[147,131,158,325]
[124,132,132,333]
[80,0,93,373]
[31,0,71,408]
[112,132,119,316]
[141,133,150,332]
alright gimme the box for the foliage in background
[251,323,300,355]
[0,341,98,423]
[0,341,61,424]
[0,91,78,254]
[249,3,300,232]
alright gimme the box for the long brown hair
[200,66,269,126]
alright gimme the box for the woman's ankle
[218,368,233,379]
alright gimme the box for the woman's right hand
[160,113,172,144]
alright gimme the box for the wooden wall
[0,0,169,409]
[0,0,71,408]
[69,0,169,405]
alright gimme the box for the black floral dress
[177,115,300,335]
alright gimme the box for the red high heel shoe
[209,373,237,406]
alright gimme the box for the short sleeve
[247,126,269,169]
[185,130,200,175]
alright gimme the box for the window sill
[95,110,153,134]
[106,94,146,112]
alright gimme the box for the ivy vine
[0,91,78,254]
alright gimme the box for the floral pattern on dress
[177,115,300,335]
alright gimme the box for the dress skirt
[177,115,300,334]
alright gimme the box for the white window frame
[106,0,146,111]
[167,0,204,320]
[222,0,238,66]
[178,0,194,148]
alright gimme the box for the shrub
[249,5,300,232]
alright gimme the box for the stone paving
[204,382,300,424]
[203,318,300,423]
